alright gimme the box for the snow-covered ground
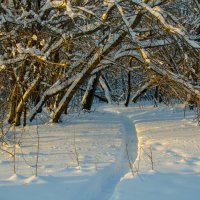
[106,104,200,200]
[0,103,200,200]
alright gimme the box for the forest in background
[0,0,199,129]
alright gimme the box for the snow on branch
[139,48,200,99]
[16,44,68,67]
[131,0,200,49]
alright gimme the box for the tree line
[0,0,199,126]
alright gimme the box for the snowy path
[0,108,138,200]
[1,104,200,200]
[70,109,138,200]
[108,104,200,200]
[90,112,137,200]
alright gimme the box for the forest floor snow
[0,103,200,200]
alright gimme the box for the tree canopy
[0,0,199,125]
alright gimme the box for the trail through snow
[91,111,137,200]
[0,103,200,200]
[71,109,138,200]
[108,104,200,200]
[0,106,138,200]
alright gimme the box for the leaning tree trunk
[80,88,108,103]
[8,85,21,124]
[124,71,131,107]
[153,86,159,107]
[55,90,69,114]
[32,85,42,113]
[99,75,112,104]
[8,65,26,124]
[14,75,41,126]
[132,80,155,103]
[82,73,101,111]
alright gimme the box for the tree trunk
[99,76,112,104]
[132,81,155,103]
[82,73,101,111]
[124,71,131,107]
[153,86,159,107]
[14,76,41,126]
[8,85,20,124]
